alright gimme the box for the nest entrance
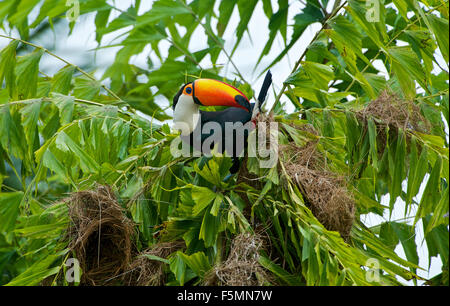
[66,185,134,285]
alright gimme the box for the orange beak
[192,79,250,112]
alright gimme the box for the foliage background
[0,0,448,286]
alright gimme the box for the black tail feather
[257,70,272,110]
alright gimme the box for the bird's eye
[185,87,192,94]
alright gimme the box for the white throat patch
[173,94,201,135]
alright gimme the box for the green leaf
[193,159,223,186]
[30,0,68,28]
[0,105,26,159]
[406,136,419,208]
[15,48,44,99]
[72,77,101,100]
[41,148,67,180]
[5,254,61,286]
[50,93,74,125]
[258,254,303,285]
[287,61,334,90]
[210,193,223,217]
[426,13,449,63]
[121,175,143,199]
[391,63,415,99]
[199,209,220,247]
[169,252,186,285]
[0,40,19,97]
[423,216,449,267]
[217,0,237,37]
[19,99,41,153]
[415,156,442,225]
[390,222,419,267]
[379,222,400,250]
[408,144,428,205]
[177,251,212,278]
[388,46,428,96]
[0,191,23,232]
[389,129,406,212]
[364,73,387,95]
[257,0,289,66]
[327,15,370,66]
[232,0,258,55]
[347,0,384,48]
[426,186,449,234]
[141,254,170,264]
[137,0,190,25]
[14,221,68,239]
[51,65,75,95]
[5,0,37,38]
[57,131,100,174]
[94,8,111,44]
[322,109,334,137]
[98,7,136,36]
[262,2,323,73]
[367,117,378,171]
[191,186,217,216]
[121,24,166,45]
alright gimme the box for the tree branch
[0,34,123,101]
[269,1,347,113]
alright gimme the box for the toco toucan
[172,71,272,173]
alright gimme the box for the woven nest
[356,90,430,155]
[281,134,355,240]
[66,185,135,285]
[204,232,274,286]
[123,240,185,286]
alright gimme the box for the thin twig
[1,96,104,107]
[269,1,348,113]
[0,34,122,101]
[166,37,203,68]
[88,8,204,72]
[176,0,250,85]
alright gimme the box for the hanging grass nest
[66,185,135,285]
[280,132,355,240]
[204,232,274,286]
[356,90,430,155]
[123,240,185,286]
[357,90,430,132]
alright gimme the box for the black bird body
[173,71,272,173]
[180,104,255,173]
